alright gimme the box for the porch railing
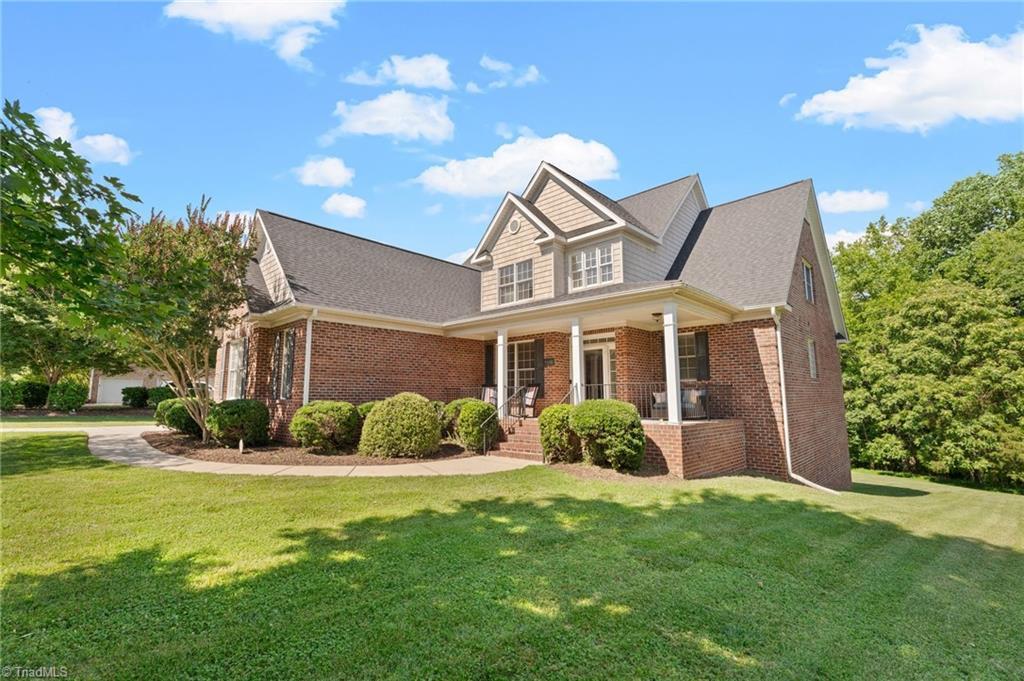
[480,385,528,454]
[578,381,732,420]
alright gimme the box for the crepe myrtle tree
[117,199,254,441]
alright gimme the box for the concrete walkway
[2,425,540,477]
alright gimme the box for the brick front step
[493,440,542,454]
[490,449,544,462]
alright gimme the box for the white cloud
[416,132,619,198]
[424,203,443,215]
[778,92,796,107]
[446,247,474,263]
[292,156,355,187]
[906,200,929,214]
[476,54,543,90]
[344,54,454,90]
[319,90,454,145]
[164,0,345,69]
[480,55,512,73]
[33,106,135,165]
[495,122,513,140]
[826,229,865,251]
[798,24,1024,133]
[321,192,366,218]
[817,189,889,214]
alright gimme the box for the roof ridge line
[707,178,811,210]
[256,210,480,272]
[616,173,696,201]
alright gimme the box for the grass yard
[2,433,1022,679]
[0,414,155,428]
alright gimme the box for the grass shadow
[850,481,929,497]
[0,432,113,477]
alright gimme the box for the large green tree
[834,152,1024,487]
[116,200,253,441]
[0,100,138,310]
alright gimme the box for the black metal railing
[577,381,731,420]
[480,385,528,454]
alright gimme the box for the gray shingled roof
[667,180,812,308]
[254,211,480,323]
[617,175,698,238]
[547,164,649,233]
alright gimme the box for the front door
[584,349,604,399]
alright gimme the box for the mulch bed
[142,431,475,466]
[548,462,678,483]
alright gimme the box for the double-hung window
[802,260,815,302]
[498,259,533,304]
[570,244,613,289]
[270,329,296,400]
[807,338,818,379]
[678,331,710,381]
[225,341,244,399]
[506,341,536,389]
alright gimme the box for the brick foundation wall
[641,420,745,478]
[779,223,852,490]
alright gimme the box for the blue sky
[4,2,1021,262]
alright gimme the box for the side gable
[253,211,294,306]
[800,186,848,340]
[469,193,561,265]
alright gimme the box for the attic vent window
[508,219,521,234]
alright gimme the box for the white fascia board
[469,193,558,265]
[804,185,849,341]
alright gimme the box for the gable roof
[617,175,699,238]
[253,211,480,323]
[245,257,276,313]
[667,179,813,308]
[547,164,648,232]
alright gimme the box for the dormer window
[498,259,533,304]
[570,244,613,289]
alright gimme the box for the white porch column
[662,302,681,423]
[570,318,584,404]
[302,309,318,405]
[496,328,508,416]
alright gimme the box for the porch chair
[651,391,668,420]
[521,385,539,417]
[481,385,497,406]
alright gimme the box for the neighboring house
[215,162,852,489]
[88,367,170,404]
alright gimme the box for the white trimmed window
[807,338,818,379]
[506,341,536,388]
[802,260,815,302]
[498,259,533,304]
[225,341,243,399]
[678,332,698,381]
[570,244,613,289]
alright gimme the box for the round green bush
[569,399,646,472]
[539,404,581,463]
[121,386,149,408]
[48,380,88,411]
[289,401,359,451]
[18,380,49,408]
[156,397,202,437]
[359,392,441,458]
[456,400,498,452]
[442,397,477,436]
[146,386,175,408]
[0,380,22,411]
[208,399,269,446]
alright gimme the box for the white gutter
[302,308,318,405]
[771,306,838,495]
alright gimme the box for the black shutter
[270,332,282,399]
[483,343,494,385]
[533,338,545,398]
[695,331,710,380]
[282,330,296,399]
[239,337,249,399]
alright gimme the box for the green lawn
[2,433,1021,679]
[0,414,155,428]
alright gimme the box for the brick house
[214,162,852,490]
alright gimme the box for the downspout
[302,308,318,405]
[771,306,838,495]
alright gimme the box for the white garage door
[97,378,144,404]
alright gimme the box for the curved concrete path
[2,425,540,477]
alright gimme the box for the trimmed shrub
[156,397,202,437]
[357,401,380,422]
[48,380,88,411]
[146,386,175,408]
[442,397,477,436]
[208,399,270,446]
[290,401,359,452]
[539,404,580,463]
[121,386,149,408]
[569,399,646,472]
[0,380,22,411]
[457,400,498,452]
[18,380,49,408]
[359,392,440,458]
